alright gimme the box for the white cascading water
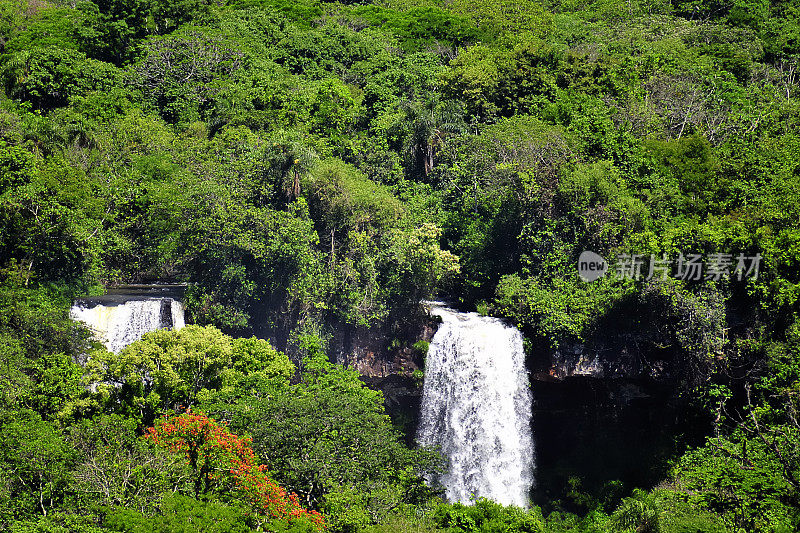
[417,302,534,507]
[171,300,186,330]
[70,299,185,353]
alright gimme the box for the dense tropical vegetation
[1,0,799,529]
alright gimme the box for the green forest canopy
[0,0,800,530]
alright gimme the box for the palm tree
[264,131,319,201]
[400,97,465,178]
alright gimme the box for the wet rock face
[533,336,677,382]
[362,373,423,446]
[547,342,639,380]
[331,316,438,378]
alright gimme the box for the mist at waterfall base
[70,285,186,353]
[417,303,535,508]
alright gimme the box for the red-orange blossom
[146,411,325,529]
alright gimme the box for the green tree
[400,97,465,178]
[0,279,92,419]
[2,47,122,111]
[0,410,77,522]
[89,325,294,422]
[106,494,253,533]
[263,131,319,201]
[202,351,441,522]
[129,27,244,124]
[76,0,153,65]
[69,415,191,514]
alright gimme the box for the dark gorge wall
[529,335,710,505]
[531,376,708,508]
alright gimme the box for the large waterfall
[70,287,185,353]
[417,303,534,507]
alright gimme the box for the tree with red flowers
[145,411,325,530]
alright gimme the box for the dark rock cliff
[330,313,439,378]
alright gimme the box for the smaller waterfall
[418,303,535,507]
[71,297,185,353]
[171,300,186,330]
